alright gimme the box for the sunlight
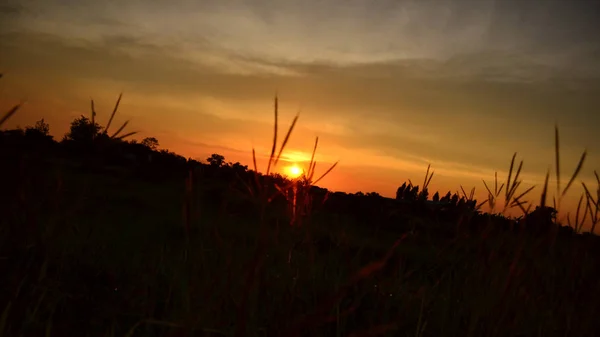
[285,164,304,179]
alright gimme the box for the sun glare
[285,164,304,178]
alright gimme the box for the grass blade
[0,103,21,127]
[561,150,587,198]
[312,161,339,186]
[506,153,517,201]
[104,93,123,135]
[574,194,584,232]
[114,131,137,140]
[540,170,550,208]
[307,137,319,182]
[423,164,431,190]
[273,113,299,167]
[426,170,435,189]
[512,185,535,206]
[266,95,278,176]
[110,120,130,139]
[555,125,560,196]
[482,179,493,196]
[91,99,96,126]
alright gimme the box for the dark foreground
[2,148,600,337]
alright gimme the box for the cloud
[4,0,600,80]
[4,28,597,170]
[1,0,599,202]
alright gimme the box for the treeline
[0,113,583,240]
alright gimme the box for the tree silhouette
[25,119,50,137]
[207,153,225,167]
[526,206,558,235]
[141,137,159,150]
[23,119,54,147]
[432,191,440,203]
[230,162,248,173]
[63,115,102,144]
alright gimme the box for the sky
[1,0,600,223]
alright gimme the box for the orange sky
[1,0,600,230]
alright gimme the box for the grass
[1,84,600,336]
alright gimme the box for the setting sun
[285,164,304,178]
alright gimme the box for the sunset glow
[285,164,304,179]
[1,0,599,228]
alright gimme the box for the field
[1,93,600,337]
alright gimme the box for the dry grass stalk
[304,136,338,186]
[0,74,23,128]
[104,93,123,136]
[482,171,505,212]
[0,104,21,128]
[482,153,534,215]
[551,126,588,231]
[87,93,137,142]
[247,95,299,204]
[581,171,600,233]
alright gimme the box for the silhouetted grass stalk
[481,125,592,234]
[420,164,434,200]
[581,170,600,233]
[235,95,302,337]
[0,74,23,128]
[90,93,137,141]
[549,125,588,233]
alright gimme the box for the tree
[207,153,225,167]
[231,162,248,173]
[141,137,159,150]
[526,206,558,235]
[24,119,53,142]
[63,115,102,143]
[432,191,440,203]
[25,119,50,136]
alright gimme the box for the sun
[285,164,304,178]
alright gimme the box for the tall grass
[581,171,600,233]
[479,125,593,234]
[91,93,137,141]
[1,84,599,336]
[230,95,342,337]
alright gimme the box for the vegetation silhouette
[1,77,600,336]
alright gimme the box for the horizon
[1,0,600,225]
